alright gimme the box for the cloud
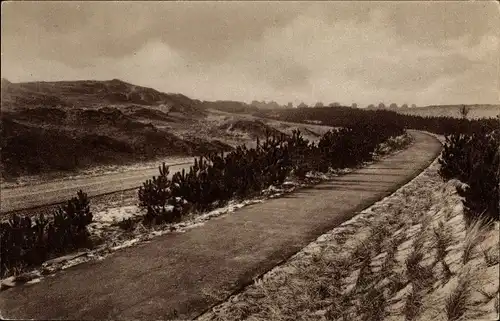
[212,7,498,105]
[1,1,499,106]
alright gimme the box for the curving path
[0,130,442,320]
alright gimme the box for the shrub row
[138,123,405,224]
[258,106,499,223]
[439,130,499,225]
[0,191,93,278]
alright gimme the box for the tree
[460,105,470,119]
[287,102,293,108]
[315,102,324,108]
[267,101,280,109]
[328,102,341,107]
[298,102,308,108]
[389,103,398,109]
[378,103,386,109]
[367,104,376,109]
[351,103,358,109]
[411,104,417,108]
[401,104,409,109]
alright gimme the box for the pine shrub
[439,130,499,224]
[0,190,93,278]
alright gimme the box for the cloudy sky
[1,1,499,106]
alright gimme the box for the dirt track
[0,160,194,213]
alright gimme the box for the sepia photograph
[0,0,499,320]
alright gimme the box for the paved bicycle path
[0,130,442,320]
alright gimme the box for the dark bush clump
[0,190,93,278]
[439,130,499,224]
[138,163,186,225]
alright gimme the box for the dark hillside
[0,114,231,179]
[0,79,228,178]
[1,79,206,116]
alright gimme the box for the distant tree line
[255,106,497,136]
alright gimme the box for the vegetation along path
[0,130,442,320]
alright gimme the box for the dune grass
[445,273,471,321]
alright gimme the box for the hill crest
[0,78,205,116]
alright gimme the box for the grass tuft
[445,274,471,321]
[405,237,426,282]
[433,220,454,281]
[433,221,452,262]
[355,256,374,293]
[404,283,423,321]
[359,286,386,321]
[387,273,407,296]
[481,246,500,267]
[462,218,487,265]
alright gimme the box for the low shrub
[438,130,499,224]
[116,217,137,231]
[138,162,186,224]
[0,190,93,278]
